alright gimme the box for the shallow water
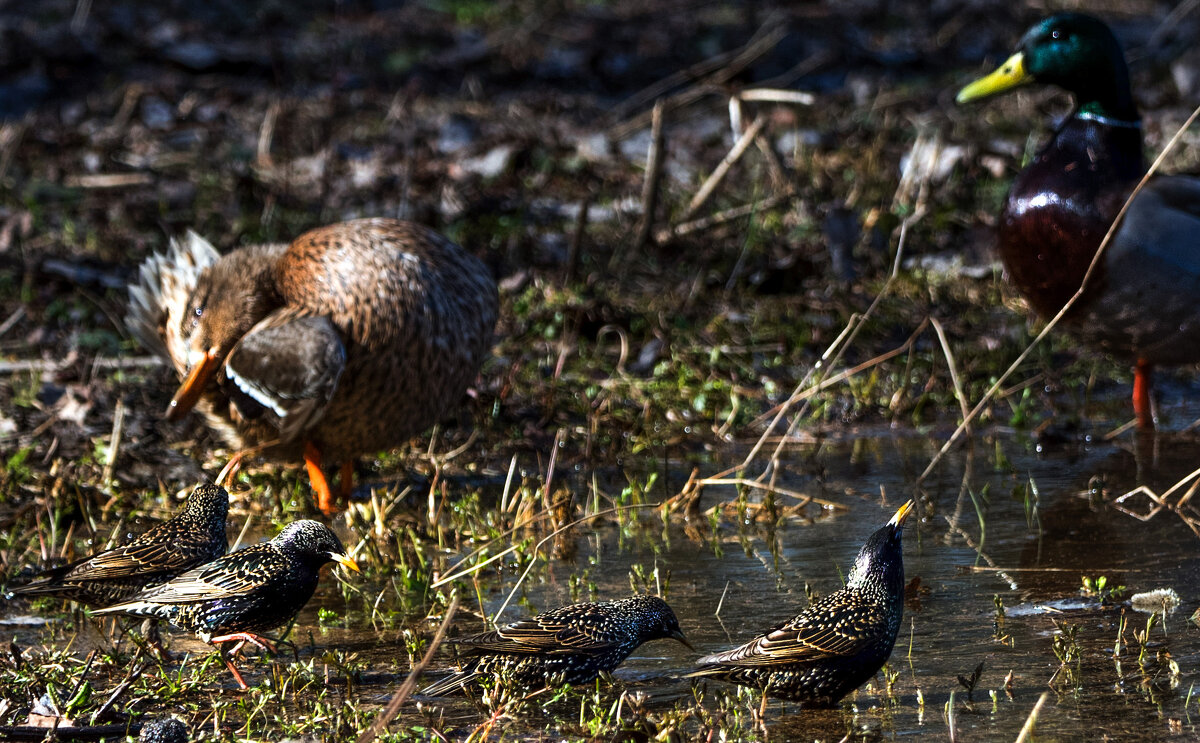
[7,425,1200,741]
[377,427,1200,740]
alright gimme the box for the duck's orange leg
[1133,359,1154,430]
[304,441,338,515]
[338,460,355,500]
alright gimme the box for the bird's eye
[186,303,205,331]
[1050,28,1062,40]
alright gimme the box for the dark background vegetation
[0,0,1198,739]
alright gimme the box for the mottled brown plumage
[9,483,229,608]
[687,501,912,705]
[128,218,498,512]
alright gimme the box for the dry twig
[355,594,459,743]
[630,100,666,256]
[682,115,765,221]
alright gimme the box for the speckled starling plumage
[138,716,188,743]
[127,217,499,513]
[686,500,913,705]
[9,483,229,608]
[420,595,692,696]
[94,519,358,688]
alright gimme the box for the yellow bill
[956,52,1031,103]
[890,499,915,527]
[332,553,361,573]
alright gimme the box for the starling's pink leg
[222,653,250,690]
[210,632,279,690]
[210,632,278,655]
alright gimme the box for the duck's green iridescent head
[957,13,1136,121]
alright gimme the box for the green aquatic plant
[1080,575,1126,605]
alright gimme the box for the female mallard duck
[128,218,498,513]
[957,13,1200,429]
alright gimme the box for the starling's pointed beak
[671,629,694,651]
[957,52,1031,103]
[167,347,221,420]
[889,500,915,529]
[331,553,360,573]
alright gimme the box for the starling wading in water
[94,519,359,689]
[420,595,692,696]
[127,217,499,514]
[687,500,913,705]
[9,483,229,608]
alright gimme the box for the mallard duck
[419,595,691,696]
[9,483,229,607]
[95,520,359,689]
[957,13,1200,429]
[686,501,912,704]
[128,218,498,513]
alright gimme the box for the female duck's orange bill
[166,347,221,421]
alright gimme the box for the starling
[687,500,913,705]
[9,483,229,608]
[420,595,692,697]
[127,218,498,514]
[139,716,188,743]
[94,519,359,689]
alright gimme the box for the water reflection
[392,430,1200,739]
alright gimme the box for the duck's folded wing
[224,309,346,441]
[1117,175,1200,272]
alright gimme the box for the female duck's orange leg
[1133,360,1154,430]
[338,460,355,500]
[304,441,338,515]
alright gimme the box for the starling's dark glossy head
[845,500,913,597]
[957,14,1135,120]
[272,520,359,573]
[178,482,230,534]
[139,716,188,743]
[619,595,692,648]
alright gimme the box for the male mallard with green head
[129,218,498,513]
[958,13,1200,429]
